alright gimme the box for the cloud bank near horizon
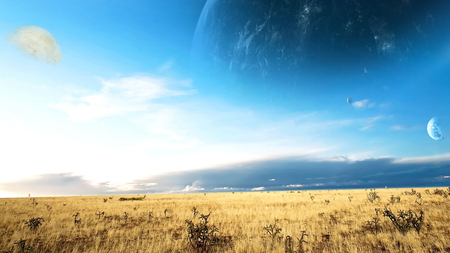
[2,155,449,197]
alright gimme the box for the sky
[0,0,449,198]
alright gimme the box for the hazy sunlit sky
[1,0,449,197]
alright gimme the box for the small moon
[427,117,444,140]
[347,98,351,104]
[5,25,62,64]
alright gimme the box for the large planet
[5,25,62,64]
[427,117,444,140]
[191,0,450,94]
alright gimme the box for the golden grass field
[0,187,449,253]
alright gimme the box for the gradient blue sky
[0,0,449,197]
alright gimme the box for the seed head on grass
[95,211,105,219]
[192,207,199,218]
[415,193,423,205]
[73,212,82,224]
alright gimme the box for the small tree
[185,212,220,253]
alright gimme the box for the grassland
[0,187,449,252]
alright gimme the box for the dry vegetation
[1,187,449,252]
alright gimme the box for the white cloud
[182,181,204,192]
[328,156,347,162]
[214,187,237,190]
[251,187,265,191]
[393,153,450,164]
[352,99,376,109]
[284,184,303,188]
[352,99,369,108]
[53,76,194,121]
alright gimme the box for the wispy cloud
[53,76,194,121]
[390,125,423,131]
[368,115,384,124]
[358,115,385,131]
[158,60,174,72]
[393,153,450,164]
[360,124,374,131]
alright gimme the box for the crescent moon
[347,98,351,104]
[427,117,444,140]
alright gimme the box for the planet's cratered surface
[427,117,444,140]
[192,0,450,91]
[5,25,62,64]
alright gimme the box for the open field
[1,187,449,253]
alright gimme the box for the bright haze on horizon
[0,0,449,197]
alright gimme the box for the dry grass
[0,187,449,252]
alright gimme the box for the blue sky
[0,0,449,197]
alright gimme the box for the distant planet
[192,0,450,91]
[5,26,62,64]
[427,117,444,140]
